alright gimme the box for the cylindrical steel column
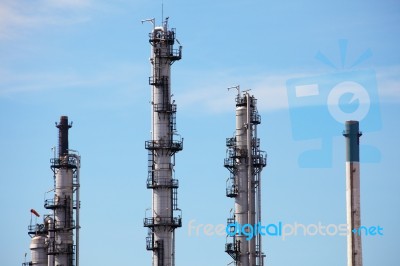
[235,104,249,266]
[54,116,74,266]
[30,235,48,266]
[225,91,266,266]
[344,120,363,266]
[145,19,183,266]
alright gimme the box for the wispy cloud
[175,70,299,114]
[175,65,400,114]
[0,63,146,97]
[43,0,92,9]
[376,65,400,102]
[0,0,92,39]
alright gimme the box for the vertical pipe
[73,154,80,266]
[246,94,255,265]
[344,120,363,266]
[236,103,248,266]
[172,230,175,266]
[258,171,263,266]
[47,217,54,266]
[257,133,263,265]
[255,121,263,266]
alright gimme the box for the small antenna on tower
[243,89,252,95]
[141,18,155,28]
[227,85,241,97]
[162,0,164,23]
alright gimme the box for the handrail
[143,216,182,228]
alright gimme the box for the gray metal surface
[225,89,266,266]
[343,121,363,266]
[144,18,183,266]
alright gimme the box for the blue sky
[1,0,399,265]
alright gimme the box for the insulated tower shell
[50,116,75,266]
[30,235,48,266]
[45,116,81,266]
[144,18,183,266]
[225,90,266,266]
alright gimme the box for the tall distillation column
[343,120,363,266]
[23,116,80,266]
[143,18,183,266]
[47,116,80,266]
[225,88,266,266]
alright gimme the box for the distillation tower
[343,120,363,266]
[23,116,81,266]
[224,88,267,266]
[143,18,183,266]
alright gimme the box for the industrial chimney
[343,120,363,266]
